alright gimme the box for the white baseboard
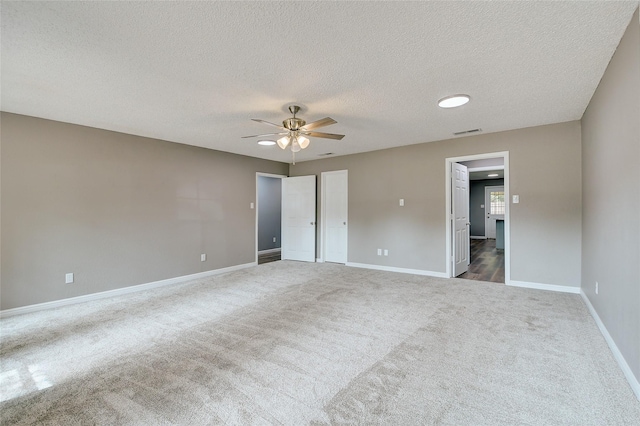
[507,280,580,294]
[346,262,448,278]
[258,248,281,255]
[580,290,640,401]
[470,236,487,240]
[0,262,257,318]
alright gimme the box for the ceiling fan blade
[301,117,337,131]
[241,132,288,139]
[251,118,286,130]
[302,131,345,140]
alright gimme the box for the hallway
[458,239,505,283]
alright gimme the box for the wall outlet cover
[65,273,74,284]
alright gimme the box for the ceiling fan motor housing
[283,117,306,131]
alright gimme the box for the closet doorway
[256,173,285,264]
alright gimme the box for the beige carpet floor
[1,261,639,425]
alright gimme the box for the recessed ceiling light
[488,173,499,177]
[438,94,470,108]
[257,140,276,146]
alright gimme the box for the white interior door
[282,176,316,262]
[485,186,505,238]
[322,170,348,263]
[452,163,470,276]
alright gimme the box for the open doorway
[445,152,510,284]
[256,173,285,264]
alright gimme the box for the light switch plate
[250,202,254,209]
[512,195,520,204]
[201,254,206,262]
[399,199,404,206]
[65,273,74,284]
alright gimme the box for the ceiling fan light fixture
[291,138,301,153]
[277,135,290,149]
[243,105,344,164]
[297,135,310,149]
[438,94,470,108]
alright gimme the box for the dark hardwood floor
[457,238,505,283]
[258,250,281,265]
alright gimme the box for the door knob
[343,222,347,225]
[310,222,314,225]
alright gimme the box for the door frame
[484,185,505,238]
[320,170,348,263]
[445,151,510,283]
[255,172,287,264]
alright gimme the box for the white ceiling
[2,1,638,164]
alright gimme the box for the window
[490,191,505,215]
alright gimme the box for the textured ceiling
[2,1,638,163]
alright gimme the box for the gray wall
[0,113,288,310]
[257,176,282,251]
[581,9,640,383]
[290,120,582,287]
[470,179,504,237]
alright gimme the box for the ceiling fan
[242,105,345,163]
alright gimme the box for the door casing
[255,172,286,264]
[445,151,510,282]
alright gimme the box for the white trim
[507,280,580,294]
[346,262,448,278]
[0,262,256,318]
[316,258,324,263]
[580,290,640,401]
[255,172,287,264]
[258,248,281,255]
[467,165,505,172]
[470,236,487,240]
[445,151,510,282]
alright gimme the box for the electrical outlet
[273,237,277,243]
[384,249,389,256]
[65,273,74,284]
[377,248,382,256]
[250,202,254,209]
[595,281,599,295]
[399,199,404,207]
[201,254,206,262]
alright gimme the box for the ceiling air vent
[453,128,482,136]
